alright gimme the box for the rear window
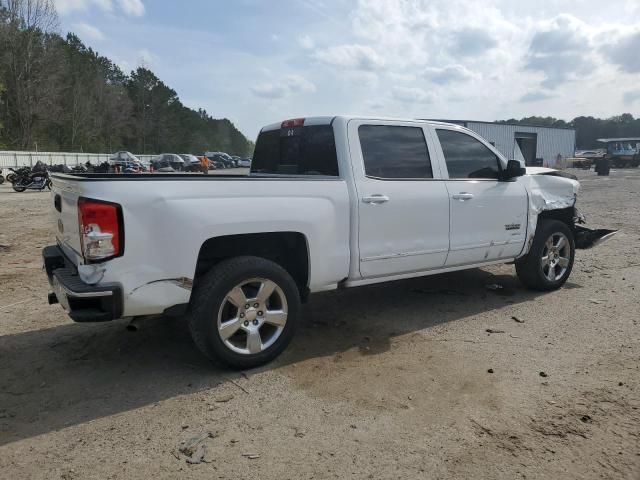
[251,125,339,176]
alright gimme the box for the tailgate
[51,175,83,263]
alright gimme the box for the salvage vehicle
[43,117,617,368]
[597,137,640,168]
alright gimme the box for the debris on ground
[539,371,548,378]
[214,393,235,403]
[511,316,525,323]
[589,299,604,304]
[485,328,505,334]
[242,452,261,459]
[487,368,494,374]
[185,444,207,464]
[177,432,217,464]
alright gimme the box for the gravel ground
[0,169,638,479]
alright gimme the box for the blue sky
[54,0,640,139]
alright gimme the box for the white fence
[0,151,156,169]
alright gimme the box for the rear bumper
[43,245,123,322]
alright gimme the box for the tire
[0,175,4,185]
[188,256,301,369]
[516,219,575,291]
[12,184,26,192]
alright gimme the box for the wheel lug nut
[253,319,259,325]
[239,313,244,318]
[258,311,263,316]
[253,303,259,308]
[243,320,249,327]
[244,304,250,309]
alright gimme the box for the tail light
[78,198,124,262]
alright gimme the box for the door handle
[452,192,474,201]
[362,194,390,204]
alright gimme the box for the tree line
[497,114,640,150]
[0,0,253,155]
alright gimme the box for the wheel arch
[193,231,310,300]
[537,206,575,229]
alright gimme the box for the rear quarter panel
[55,176,351,316]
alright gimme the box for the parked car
[44,116,616,369]
[152,153,184,171]
[238,158,252,168]
[206,151,235,168]
[180,154,202,172]
[109,151,146,172]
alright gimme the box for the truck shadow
[0,267,549,445]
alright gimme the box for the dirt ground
[0,169,638,479]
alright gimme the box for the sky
[53,0,640,140]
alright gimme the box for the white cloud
[298,35,314,50]
[423,64,478,83]
[116,0,144,17]
[251,75,316,99]
[55,0,112,14]
[72,22,105,41]
[601,29,640,73]
[55,0,144,16]
[314,44,384,71]
[137,48,156,67]
[391,86,434,104]
[525,14,596,88]
[520,90,556,103]
[623,90,640,104]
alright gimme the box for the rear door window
[436,129,501,179]
[358,125,433,179]
[251,125,339,176]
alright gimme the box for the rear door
[348,120,450,278]
[433,127,528,266]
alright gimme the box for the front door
[434,127,528,266]
[348,120,450,278]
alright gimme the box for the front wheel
[516,219,575,291]
[188,256,300,369]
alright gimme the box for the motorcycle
[5,166,30,184]
[11,167,51,192]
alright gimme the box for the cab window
[437,129,501,179]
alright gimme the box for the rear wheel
[516,219,575,291]
[12,184,26,192]
[188,256,300,369]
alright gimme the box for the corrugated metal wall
[464,122,576,168]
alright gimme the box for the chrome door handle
[452,192,474,201]
[362,194,390,204]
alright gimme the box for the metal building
[433,120,576,168]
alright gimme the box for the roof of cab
[259,116,461,133]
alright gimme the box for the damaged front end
[522,168,618,254]
[573,215,618,249]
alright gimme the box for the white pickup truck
[44,116,616,368]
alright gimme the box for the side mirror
[502,160,526,180]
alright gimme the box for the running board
[575,225,618,249]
